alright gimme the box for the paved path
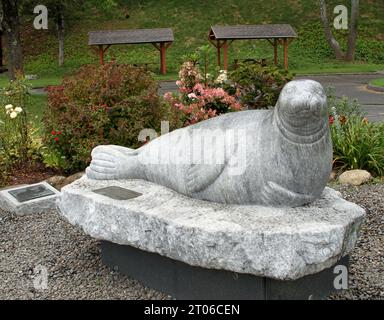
[160,73,384,122]
[296,74,384,122]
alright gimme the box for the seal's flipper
[260,181,316,207]
[186,163,226,194]
[103,145,138,156]
[86,145,141,180]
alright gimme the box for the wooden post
[223,40,228,70]
[99,45,104,65]
[274,38,278,66]
[217,40,221,67]
[283,38,288,70]
[160,42,166,75]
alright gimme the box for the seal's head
[275,80,328,143]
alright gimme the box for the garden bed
[0,183,382,300]
[1,162,58,188]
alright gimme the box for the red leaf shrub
[43,62,181,172]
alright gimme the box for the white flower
[215,72,228,84]
[10,112,18,119]
[15,107,23,113]
[5,104,13,110]
[188,93,197,100]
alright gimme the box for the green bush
[331,117,384,176]
[43,62,180,173]
[0,78,44,185]
[228,62,294,109]
[327,87,365,119]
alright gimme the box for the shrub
[327,87,365,119]
[0,77,32,166]
[331,116,384,176]
[327,91,384,176]
[165,61,242,126]
[43,62,180,172]
[228,62,293,109]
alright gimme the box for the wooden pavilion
[88,28,174,75]
[208,24,297,70]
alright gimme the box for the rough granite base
[58,176,365,281]
[0,182,60,216]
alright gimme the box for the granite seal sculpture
[86,79,333,207]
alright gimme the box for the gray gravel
[329,183,384,300]
[0,183,383,300]
[0,209,171,300]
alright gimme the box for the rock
[60,172,85,189]
[58,176,365,281]
[45,176,66,190]
[329,171,337,181]
[0,182,60,215]
[339,170,372,186]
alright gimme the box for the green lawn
[0,74,62,89]
[12,0,383,80]
[370,77,384,88]
[28,93,48,127]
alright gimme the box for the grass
[370,77,384,88]
[0,74,62,89]
[8,0,382,81]
[28,93,48,127]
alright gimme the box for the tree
[319,0,359,62]
[25,0,119,67]
[1,0,24,79]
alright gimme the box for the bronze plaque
[93,186,142,200]
[9,184,56,203]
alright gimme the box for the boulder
[58,176,365,281]
[45,176,66,190]
[339,170,372,186]
[61,172,85,189]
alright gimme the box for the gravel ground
[0,184,383,300]
[0,209,171,300]
[329,184,384,300]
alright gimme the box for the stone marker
[0,182,60,215]
[59,177,364,281]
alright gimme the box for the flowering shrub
[43,62,179,172]
[0,78,33,168]
[331,116,384,176]
[327,91,384,176]
[228,62,293,109]
[165,61,243,126]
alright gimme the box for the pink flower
[193,83,205,94]
[188,93,197,100]
[164,92,173,101]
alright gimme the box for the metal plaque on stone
[8,184,56,203]
[93,186,142,200]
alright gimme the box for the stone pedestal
[58,177,365,299]
[101,241,349,300]
[0,182,60,215]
